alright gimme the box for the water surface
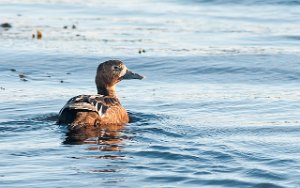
[0,0,300,187]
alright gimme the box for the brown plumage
[57,60,144,134]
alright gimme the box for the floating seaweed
[18,73,26,79]
[1,23,12,28]
[20,78,28,82]
[63,24,76,29]
[138,49,146,54]
[37,30,42,39]
[32,30,42,39]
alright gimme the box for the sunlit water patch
[1,0,300,55]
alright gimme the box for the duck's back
[58,94,129,127]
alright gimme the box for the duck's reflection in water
[64,124,126,173]
[64,124,125,153]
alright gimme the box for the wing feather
[58,94,119,119]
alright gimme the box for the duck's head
[95,60,144,96]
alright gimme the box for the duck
[57,60,144,131]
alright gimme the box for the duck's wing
[58,95,120,122]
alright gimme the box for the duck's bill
[122,70,144,80]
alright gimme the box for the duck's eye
[113,66,122,71]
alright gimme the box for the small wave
[128,111,162,124]
[0,113,60,142]
[144,175,189,183]
[134,150,201,161]
[284,35,300,40]
[244,168,287,180]
[140,55,300,83]
[29,113,59,122]
[176,0,300,5]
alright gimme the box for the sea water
[0,0,300,187]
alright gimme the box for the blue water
[1,0,300,187]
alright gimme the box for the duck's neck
[97,85,117,97]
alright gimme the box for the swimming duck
[57,60,144,130]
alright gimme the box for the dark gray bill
[122,70,144,80]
